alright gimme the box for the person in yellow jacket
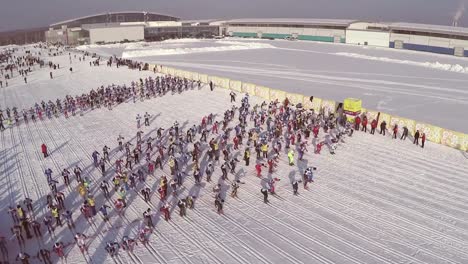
[288,149,295,166]
[252,132,258,146]
[16,205,24,219]
[244,148,250,166]
[168,156,176,175]
[87,195,97,216]
[78,182,86,198]
[261,144,268,158]
[51,206,62,226]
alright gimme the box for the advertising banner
[415,123,442,143]
[242,83,256,95]
[229,80,242,92]
[287,93,304,106]
[270,89,286,102]
[255,86,270,100]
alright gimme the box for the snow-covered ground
[1,46,468,264]
[79,38,468,133]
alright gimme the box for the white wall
[346,30,390,47]
[89,26,144,44]
[391,32,468,49]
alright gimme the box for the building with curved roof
[49,11,179,29]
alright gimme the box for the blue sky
[0,0,466,31]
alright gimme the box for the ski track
[45,115,167,264]
[2,46,468,264]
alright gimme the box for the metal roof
[50,11,179,27]
[224,18,357,27]
[389,22,468,36]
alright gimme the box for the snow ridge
[121,41,275,58]
[335,52,468,74]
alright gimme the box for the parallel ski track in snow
[262,146,466,263]
[43,116,147,264]
[326,142,468,247]
[46,116,174,264]
[112,111,234,264]
[268,148,465,264]
[111,104,276,264]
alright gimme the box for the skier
[229,91,236,102]
[292,180,299,195]
[303,167,317,189]
[178,199,187,217]
[37,248,52,264]
[380,120,387,136]
[121,236,137,253]
[215,197,224,214]
[231,181,240,198]
[44,168,53,182]
[370,119,377,135]
[261,188,269,203]
[74,233,88,254]
[288,149,295,166]
[105,241,120,257]
[160,203,171,221]
[41,143,48,158]
[16,252,31,264]
[144,112,150,126]
[414,130,420,146]
[53,242,65,261]
[392,124,398,139]
[401,126,409,140]
[143,208,154,228]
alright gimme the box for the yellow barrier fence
[156,65,468,152]
[311,97,322,112]
[255,86,270,100]
[390,116,416,136]
[192,72,199,82]
[199,74,208,83]
[229,80,242,92]
[441,129,468,151]
[321,99,337,115]
[415,123,442,144]
[287,93,304,106]
[219,78,231,89]
[242,83,256,95]
[302,96,313,110]
[269,89,286,102]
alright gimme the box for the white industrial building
[83,23,145,44]
[345,22,390,47]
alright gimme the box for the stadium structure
[2,13,468,57]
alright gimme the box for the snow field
[81,38,468,133]
[1,47,468,264]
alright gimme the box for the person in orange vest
[354,116,361,130]
[41,143,48,158]
[361,116,368,133]
[370,119,377,135]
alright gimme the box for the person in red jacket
[421,133,426,148]
[41,144,48,158]
[370,119,377,135]
[392,124,398,139]
[354,116,361,130]
[255,163,264,177]
[361,116,368,133]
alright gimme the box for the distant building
[45,11,180,45]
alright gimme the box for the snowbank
[335,52,468,74]
[122,41,276,58]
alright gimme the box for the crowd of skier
[1,45,429,264]
[3,80,350,263]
